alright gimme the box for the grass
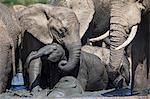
[0,0,50,6]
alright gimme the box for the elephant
[50,0,150,90]
[130,13,150,95]
[25,43,108,91]
[16,4,81,88]
[0,3,21,93]
[82,45,130,88]
[18,3,81,72]
[47,76,84,98]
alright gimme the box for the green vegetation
[0,0,50,6]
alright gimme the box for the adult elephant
[0,3,21,93]
[18,4,81,71]
[17,4,81,88]
[131,13,150,95]
[50,0,150,89]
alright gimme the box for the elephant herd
[0,0,149,96]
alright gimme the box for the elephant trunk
[109,0,142,74]
[108,1,131,73]
[58,42,81,72]
[25,45,56,68]
[109,25,127,72]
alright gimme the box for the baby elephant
[25,43,108,91]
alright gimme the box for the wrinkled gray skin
[50,0,150,90]
[82,45,130,88]
[18,4,81,72]
[131,13,150,95]
[24,43,67,90]
[0,3,21,93]
[48,76,84,98]
[17,4,81,89]
[78,51,108,91]
[25,43,108,91]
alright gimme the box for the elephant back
[81,45,110,65]
[0,3,21,46]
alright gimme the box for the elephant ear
[20,11,53,44]
[65,0,95,38]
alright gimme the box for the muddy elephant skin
[50,0,150,91]
[17,4,81,89]
[0,3,21,93]
[26,43,108,91]
[131,13,150,95]
[19,4,81,72]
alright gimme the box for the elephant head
[18,4,81,72]
[108,0,145,73]
[50,0,95,38]
[25,43,66,68]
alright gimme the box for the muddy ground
[0,88,116,98]
[1,88,142,99]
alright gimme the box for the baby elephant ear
[66,0,95,38]
[20,12,53,44]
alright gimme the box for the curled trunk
[58,42,81,72]
[109,1,130,72]
[28,58,42,90]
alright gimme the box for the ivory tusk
[89,31,109,42]
[115,25,138,50]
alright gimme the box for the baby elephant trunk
[24,44,57,68]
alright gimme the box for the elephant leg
[28,58,42,91]
[120,55,130,86]
[132,59,148,95]
[0,45,12,93]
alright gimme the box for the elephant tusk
[115,25,138,50]
[89,31,109,42]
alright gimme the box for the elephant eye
[58,29,65,38]
[58,27,67,38]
